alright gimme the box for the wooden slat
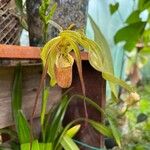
[0,44,89,60]
[0,65,62,128]
[0,44,40,59]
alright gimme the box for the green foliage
[65,125,81,138]
[21,141,53,150]
[138,0,150,10]
[39,0,57,25]
[66,95,122,147]
[126,10,141,24]
[39,0,57,42]
[114,0,150,51]
[109,2,119,15]
[61,134,79,150]
[1,71,124,149]
[87,120,113,138]
[55,125,81,150]
[88,15,134,99]
[1,64,82,150]
[40,87,49,126]
[15,0,28,30]
[15,0,23,13]
[44,95,69,143]
[16,110,31,144]
[114,22,146,51]
[12,65,22,120]
[107,85,150,149]
[11,65,30,144]
[107,115,121,148]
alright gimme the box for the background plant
[110,0,150,85]
[39,0,58,43]
[105,0,150,148]
[15,0,28,30]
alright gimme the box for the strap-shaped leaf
[11,65,30,144]
[46,3,57,24]
[107,115,122,148]
[88,15,136,97]
[16,110,31,144]
[102,72,134,92]
[88,120,113,138]
[65,125,81,138]
[12,64,22,121]
[61,135,79,150]
[21,140,39,150]
[39,143,52,150]
[88,15,118,98]
[45,95,69,142]
[41,87,50,126]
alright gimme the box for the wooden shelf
[0,44,88,60]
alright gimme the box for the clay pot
[55,65,73,88]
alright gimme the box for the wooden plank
[0,65,62,128]
[0,44,88,60]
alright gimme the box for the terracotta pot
[55,65,73,88]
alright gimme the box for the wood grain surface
[0,44,88,60]
[0,65,62,128]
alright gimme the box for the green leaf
[16,110,31,144]
[143,29,150,43]
[41,87,50,126]
[39,143,52,150]
[109,2,119,15]
[126,10,141,24]
[107,115,121,148]
[88,15,118,98]
[140,99,150,113]
[46,3,57,24]
[11,65,30,144]
[61,135,79,150]
[31,140,40,150]
[21,140,39,150]
[45,95,69,142]
[11,141,20,150]
[12,64,22,121]
[15,0,23,13]
[60,124,81,150]
[88,120,113,138]
[102,72,134,92]
[21,142,53,150]
[54,94,108,149]
[140,47,150,55]
[114,21,146,51]
[138,0,150,10]
[21,143,30,150]
[65,125,81,138]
